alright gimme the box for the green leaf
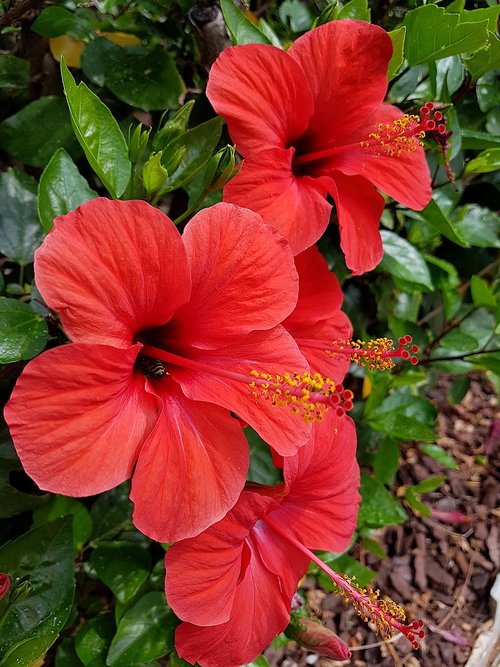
[0,55,29,89]
[81,40,185,112]
[0,169,42,264]
[90,482,133,541]
[379,231,433,291]
[0,518,75,661]
[60,60,131,199]
[75,614,115,667]
[339,0,370,22]
[361,537,387,559]
[368,392,437,443]
[106,592,176,666]
[412,475,446,494]
[38,149,97,233]
[31,6,94,39]
[404,487,431,516]
[0,97,79,169]
[357,473,407,529]
[451,204,500,248]
[220,0,271,45]
[279,0,313,32]
[0,298,48,363]
[465,147,500,174]
[373,438,400,486]
[461,129,500,150]
[33,496,92,551]
[245,427,282,486]
[55,637,85,667]
[470,275,496,308]
[403,5,489,66]
[0,634,59,667]
[419,443,458,470]
[91,542,151,603]
[162,117,223,191]
[417,198,467,246]
[387,27,406,80]
[318,554,376,589]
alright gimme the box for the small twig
[420,347,500,365]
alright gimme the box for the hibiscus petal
[130,378,249,543]
[169,327,311,456]
[165,490,277,627]
[334,103,432,210]
[327,172,386,276]
[284,246,344,327]
[224,148,332,256]
[288,20,392,148]
[173,203,298,349]
[35,198,191,347]
[3,343,156,496]
[277,413,360,553]
[207,44,313,155]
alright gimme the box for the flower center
[263,514,425,650]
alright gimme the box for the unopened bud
[142,151,169,198]
[128,124,151,164]
[314,2,340,27]
[153,101,195,151]
[204,145,239,192]
[162,145,186,177]
[286,617,351,661]
[0,573,9,601]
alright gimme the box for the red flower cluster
[3,16,431,667]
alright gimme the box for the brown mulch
[267,373,499,667]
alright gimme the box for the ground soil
[266,373,499,667]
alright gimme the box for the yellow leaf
[362,376,372,399]
[99,31,142,47]
[49,35,85,68]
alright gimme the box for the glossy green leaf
[90,482,133,541]
[55,637,85,667]
[31,6,94,38]
[220,0,271,45]
[379,231,433,291]
[368,392,437,443]
[417,198,467,246]
[0,634,59,667]
[245,427,282,486]
[0,298,48,363]
[470,275,496,308]
[373,438,399,486]
[403,5,489,66]
[0,518,75,661]
[464,31,500,80]
[279,0,313,32]
[0,97,78,169]
[461,129,500,150]
[339,0,370,22]
[357,474,407,529]
[33,496,92,551]
[451,204,500,248]
[81,39,185,112]
[61,60,131,199]
[465,147,500,174]
[75,614,115,667]
[90,542,151,603]
[38,149,97,233]
[0,169,42,264]
[318,553,376,590]
[387,27,406,80]
[0,55,29,89]
[106,592,176,666]
[162,117,223,191]
[419,444,459,470]
[463,5,500,33]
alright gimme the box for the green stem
[173,187,212,226]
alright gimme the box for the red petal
[224,148,332,255]
[207,44,313,156]
[170,327,311,456]
[334,103,432,210]
[278,413,360,553]
[4,343,156,496]
[327,173,385,276]
[130,378,249,542]
[173,203,298,349]
[288,20,392,149]
[284,246,344,327]
[165,490,277,627]
[35,198,191,347]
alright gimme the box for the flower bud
[163,145,186,177]
[142,151,169,198]
[314,2,340,27]
[286,617,351,661]
[0,573,10,601]
[204,145,239,192]
[153,101,195,151]
[128,124,151,164]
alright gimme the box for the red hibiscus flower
[165,411,360,667]
[207,19,432,275]
[4,198,318,542]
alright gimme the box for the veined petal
[166,491,277,627]
[173,203,298,349]
[3,343,156,496]
[35,198,191,347]
[333,103,432,210]
[130,378,249,543]
[327,172,386,276]
[207,44,313,155]
[278,413,360,554]
[284,246,344,327]
[170,327,311,456]
[288,20,392,149]
[224,148,332,256]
